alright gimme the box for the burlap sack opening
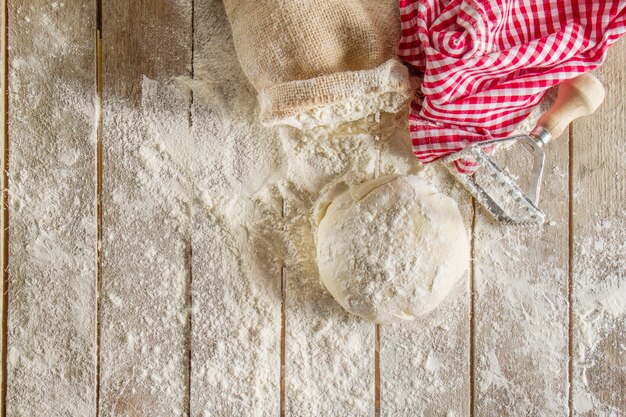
[223,0,412,129]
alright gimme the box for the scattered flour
[6,3,98,416]
[572,215,626,416]
[5,1,625,416]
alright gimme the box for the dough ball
[316,175,469,324]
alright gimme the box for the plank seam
[94,0,103,414]
[185,1,195,414]
[184,242,193,416]
[374,324,380,417]
[280,266,286,417]
[374,148,381,417]
[280,198,286,417]
[567,124,574,417]
[0,0,9,415]
[469,197,476,417]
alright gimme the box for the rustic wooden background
[0,1,624,416]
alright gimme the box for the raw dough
[316,175,469,324]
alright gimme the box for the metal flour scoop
[443,73,606,225]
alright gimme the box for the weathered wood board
[0,1,7,411]
[189,0,282,415]
[571,37,625,416]
[472,106,571,415]
[284,197,375,416]
[4,2,97,415]
[281,124,380,416]
[98,1,192,415]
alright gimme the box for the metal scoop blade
[444,73,605,226]
[444,129,549,225]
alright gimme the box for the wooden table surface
[0,1,624,416]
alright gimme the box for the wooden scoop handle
[537,73,605,139]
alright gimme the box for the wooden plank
[189,0,282,414]
[4,1,97,415]
[380,165,472,417]
[1,0,7,413]
[571,37,625,416]
[98,1,193,415]
[282,121,398,415]
[474,101,569,416]
[473,105,570,413]
[284,195,374,417]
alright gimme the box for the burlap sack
[222,0,412,129]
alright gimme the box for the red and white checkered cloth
[398,0,626,173]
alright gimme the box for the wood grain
[99,1,193,415]
[284,199,374,416]
[4,1,97,415]
[570,37,625,416]
[473,112,570,414]
[380,166,472,417]
[281,126,383,416]
[0,0,7,413]
[189,1,282,415]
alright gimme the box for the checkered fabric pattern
[398,0,626,173]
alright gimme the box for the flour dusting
[5,1,625,416]
[6,2,98,416]
[572,215,626,416]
